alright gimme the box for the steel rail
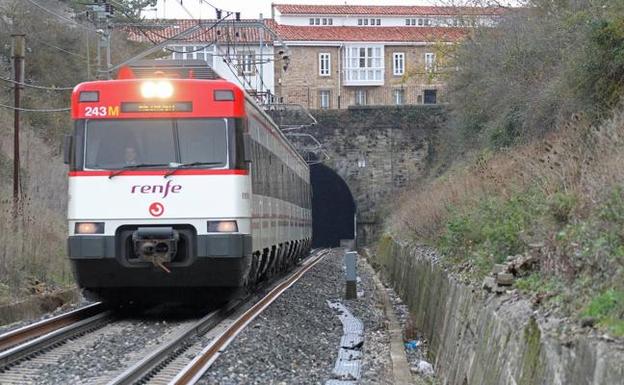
[170,249,329,385]
[106,303,236,385]
[0,310,112,370]
[105,249,328,385]
[0,302,104,352]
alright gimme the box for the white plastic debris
[411,360,434,376]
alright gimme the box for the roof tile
[273,4,504,16]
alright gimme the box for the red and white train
[64,60,312,304]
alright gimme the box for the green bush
[439,191,546,276]
[583,289,624,336]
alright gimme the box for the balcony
[343,45,385,86]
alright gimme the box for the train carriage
[64,60,311,304]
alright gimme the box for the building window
[169,45,213,64]
[425,52,436,72]
[355,89,367,105]
[322,18,327,25]
[309,18,314,25]
[319,52,331,76]
[328,18,333,25]
[315,18,320,25]
[344,45,384,85]
[319,90,331,109]
[424,89,437,104]
[376,18,381,25]
[238,52,255,75]
[393,52,404,76]
[405,18,410,25]
[358,19,363,25]
[394,89,405,105]
[364,19,368,25]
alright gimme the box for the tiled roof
[269,22,470,43]
[126,19,275,44]
[273,4,504,16]
[126,19,470,45]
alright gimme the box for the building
[126,19,279,104]
[269,4,502,109]
[126,3,502,109]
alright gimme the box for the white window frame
[425,52,436,72]
[393,52,405,76]
[319,52,331,76]
[394,89,405,105]
[343,44,384,85]
[355,89,367,105]
[169,45,214,64]
[319,90,330,109]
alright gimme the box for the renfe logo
[149,202,164,217]
[131,180,182,199]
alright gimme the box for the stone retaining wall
[371,237,624,385]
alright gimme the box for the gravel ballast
[197,249,394,385]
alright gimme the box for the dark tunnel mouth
[310,163,356,248]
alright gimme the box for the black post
[11,34,25,212]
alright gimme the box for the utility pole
[11,34,25,212]
[87,1,114,79]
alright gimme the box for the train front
[65,77,251,304]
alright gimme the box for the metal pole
[11,34,25,211]
[86,33,91,79]
[259,13,263,97]
[105,28,112,79]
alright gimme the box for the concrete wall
[372,238,624,385]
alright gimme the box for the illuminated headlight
[207,221,238,233]
[141,80,174,99]
[75,222,104,234]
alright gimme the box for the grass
[583,290,624,336]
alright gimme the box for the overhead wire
[0,76,73,91]
[0,103,70,112]
[24,0,97,32]
[28,34,86,59]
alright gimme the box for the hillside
[383,0,624,337]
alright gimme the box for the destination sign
[121,102,193,113]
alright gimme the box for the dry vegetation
[0,0,150,303]
[385,0,624,336]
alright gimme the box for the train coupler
[132,227,179,273]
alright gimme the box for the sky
[147,0,450,19]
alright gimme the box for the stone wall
[275,45,447,109]
[288,105,447,244]
[371,238,624,385]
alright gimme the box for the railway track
[0,249,328,385]
[0,302,110,371]
[109,248,328,385]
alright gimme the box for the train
[64,60,312,305]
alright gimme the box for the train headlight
[75,222,104,234]
[140,80,173,99]
[207,220,238,233]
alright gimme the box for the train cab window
[177,119,227,166]
[84,118,229,170]
[85,119,175,169]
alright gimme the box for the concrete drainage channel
[326,301,364,384]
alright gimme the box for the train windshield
[83,118,228,170]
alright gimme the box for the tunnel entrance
[310,163,356,248]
